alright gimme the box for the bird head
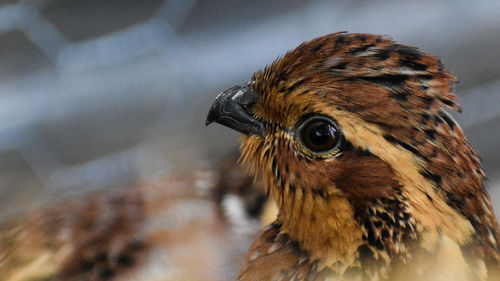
[207,33,499,272]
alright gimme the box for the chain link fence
[1,0,499,219]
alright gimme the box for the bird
[0,155,273,281]
[206,32,500,281]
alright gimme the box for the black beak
[206,82,265,137]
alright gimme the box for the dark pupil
[302,120,338,152]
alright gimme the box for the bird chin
[238,135,266,174]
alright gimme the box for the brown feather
[234,32,500,280]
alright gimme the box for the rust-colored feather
[228,32,500,280]
[0,158,271,281]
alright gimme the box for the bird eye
[298,116,341,153]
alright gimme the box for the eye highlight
[297,115,341,154]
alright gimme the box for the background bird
[206,32,500,281]
[0,155,274,281]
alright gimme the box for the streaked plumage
[206,32,500,280]
[0,157,272,281]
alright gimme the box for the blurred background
[1,0,500,221]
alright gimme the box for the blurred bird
[0,156,274,281]
[206,32,500,281]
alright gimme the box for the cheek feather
[328,109,474,244]
[335,152,401,203]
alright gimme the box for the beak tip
[205,106,217,126]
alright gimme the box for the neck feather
[275,184,364,267]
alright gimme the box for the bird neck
[276,187,364,268]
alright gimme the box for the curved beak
[206,82,265,137]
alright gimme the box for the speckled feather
[237,33,500,280]
[0,160,271,281]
